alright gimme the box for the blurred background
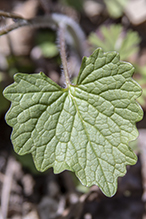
[0,0,146,218]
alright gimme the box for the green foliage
[104,0,128,18]
[3,48,143,197]
[88,25,146,108]
[36,31,59,58]
[39,42,58,58]
[88,24,141,60]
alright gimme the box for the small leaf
[88,24,141,60]
[104,0,128,18]
[39,42,59,58]
[3,48,143,197]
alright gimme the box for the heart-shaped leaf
[3,48,143,197]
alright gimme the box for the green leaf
[88,24,141,60]
[36,31,59,58]
[3,48,143,197]
[104,0,128,18]
[39,42,59,58]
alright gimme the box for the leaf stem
[0,13,87,60]
[58,24,70,87]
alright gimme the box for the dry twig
[0,10,23,20]
[1,157,17,219]
[138,129,146,219]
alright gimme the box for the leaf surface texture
[3,48,143,196]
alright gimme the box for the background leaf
[88,24,141,60]
[3,48,143,197]
[104,0,128,18]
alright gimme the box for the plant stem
[0,10,23,19]
[58,24,70,87]
[0,13,86,59]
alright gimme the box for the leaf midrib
[69,87,111,194]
